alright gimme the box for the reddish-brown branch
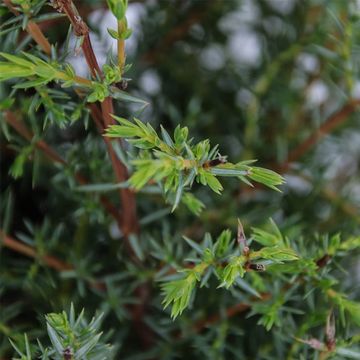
[88,104,139,237]
[0,230,105,291]
[282,99,360,170]
[51,0,101,77]
[86,103,104,131]
[3,110,33,141]
[82,34,102,77]
[4,0,51,55]
[8,0,139,239]
[1,230,145,323]
[0,230,72,271]
[26,22,52,55]
[52,0,139,237]
[4,110,66,164]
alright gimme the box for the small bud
[295,337,326,351]
[207,157,227,167]
[325,311,336,351]
[249,263,266,272]
[316,254,331,268]
[63,347,73,360]
[237,219,248,255]
[307,338,326,351]
[117,79,128,90]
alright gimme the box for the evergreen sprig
[0,52,88,88]
[161,220,299,319]
[0,53,129,104]
[106,116,285,211]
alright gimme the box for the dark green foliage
[1,0,360,359]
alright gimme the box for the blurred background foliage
[0,0,360,359]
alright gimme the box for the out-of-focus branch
[0,230,105,291]
[0,229,72,271]
[282,99,360,170]
[4,111,66,165]
[192,293,271,333]
[321,187,360,224]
